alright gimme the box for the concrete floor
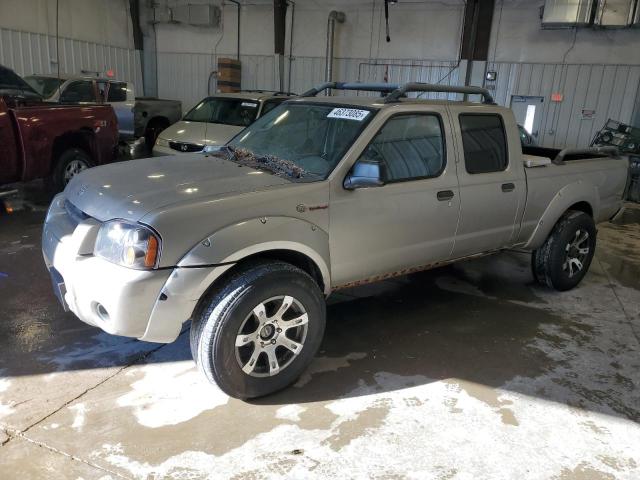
[1,196,639,479]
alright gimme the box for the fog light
[95,303,110,322]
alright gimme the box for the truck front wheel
[190,260,326,399]
[532,210,596,291]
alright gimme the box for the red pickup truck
[0,65,119,192]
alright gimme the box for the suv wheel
[532,210,596,291]
[190,261,326,398]
[48,148,92,193]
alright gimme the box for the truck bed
[523,145,610,162]
[517,152,628,247]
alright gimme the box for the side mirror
[343,160,385,190]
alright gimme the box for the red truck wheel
[48,148,93,193]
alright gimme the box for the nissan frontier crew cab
[43,82,629,399]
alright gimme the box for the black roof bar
[301,82,400,97]
[242,89,296,96]
[384,82,495,104]
[301,81,495,104]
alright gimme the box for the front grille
[169,141,204,153]
[64,199,89,226]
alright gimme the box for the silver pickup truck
[24,74,182,148]
[42,82,629,398]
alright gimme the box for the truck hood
[65,154,291,222]
[158,120,244,149]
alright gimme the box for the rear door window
[60,81,95,103]
[459,114,508,174]
[107,82,128,102]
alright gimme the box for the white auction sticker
[327,108,370,121]
[241,102,258,108]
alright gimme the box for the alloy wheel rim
[563,228,590,278]
[63,159,88,184]
[235,295,308,377]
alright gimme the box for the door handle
[502,183,515,192]
[437,190,455,201]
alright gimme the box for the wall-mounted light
[486,71,497,81]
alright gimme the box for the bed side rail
[554,146,619,165]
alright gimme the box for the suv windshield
[24,75,64,98]
[226,102,376,180]
[184,97,259,127]
[0,66,42,99]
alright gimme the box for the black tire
[144,119,170,152]
[47,148,92,193]
[532,210,596,291]
[190,260,326,399]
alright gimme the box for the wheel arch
[567,200,593,217]
[143,243,330,344]
[177,217,331,295]
[145,115,171,132]
[524,182,598,250]
[51,128,96,170]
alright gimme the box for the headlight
[94,221,160,269]
[155,137,169,148]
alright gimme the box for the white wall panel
[156,53,278,111]
[157,53,462,110]
[0,26,143,95]
[0,0,134,50]
[285,56,460,98]
[487,61,640,148]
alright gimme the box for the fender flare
[177,216,331,294]
[524,181,599,250]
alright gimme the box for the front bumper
[42,195,231,343]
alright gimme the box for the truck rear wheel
[532,210,596,291]
[144,118,170,152]
[48,148,92,193]
[190,260,326,399]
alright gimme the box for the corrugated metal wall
[157,52,278,111]
[157,52,639,148]
[0,26,143,95]
[289,57,461,99]
[157,53,461,111]
[3,24,638,148]
[487,61,640,148]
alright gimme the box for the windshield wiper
[224,145,311,179]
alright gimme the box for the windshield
[226,102,376,180]
[0,66,41,99]
[183,97,259,126]
[24,76,64,98]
